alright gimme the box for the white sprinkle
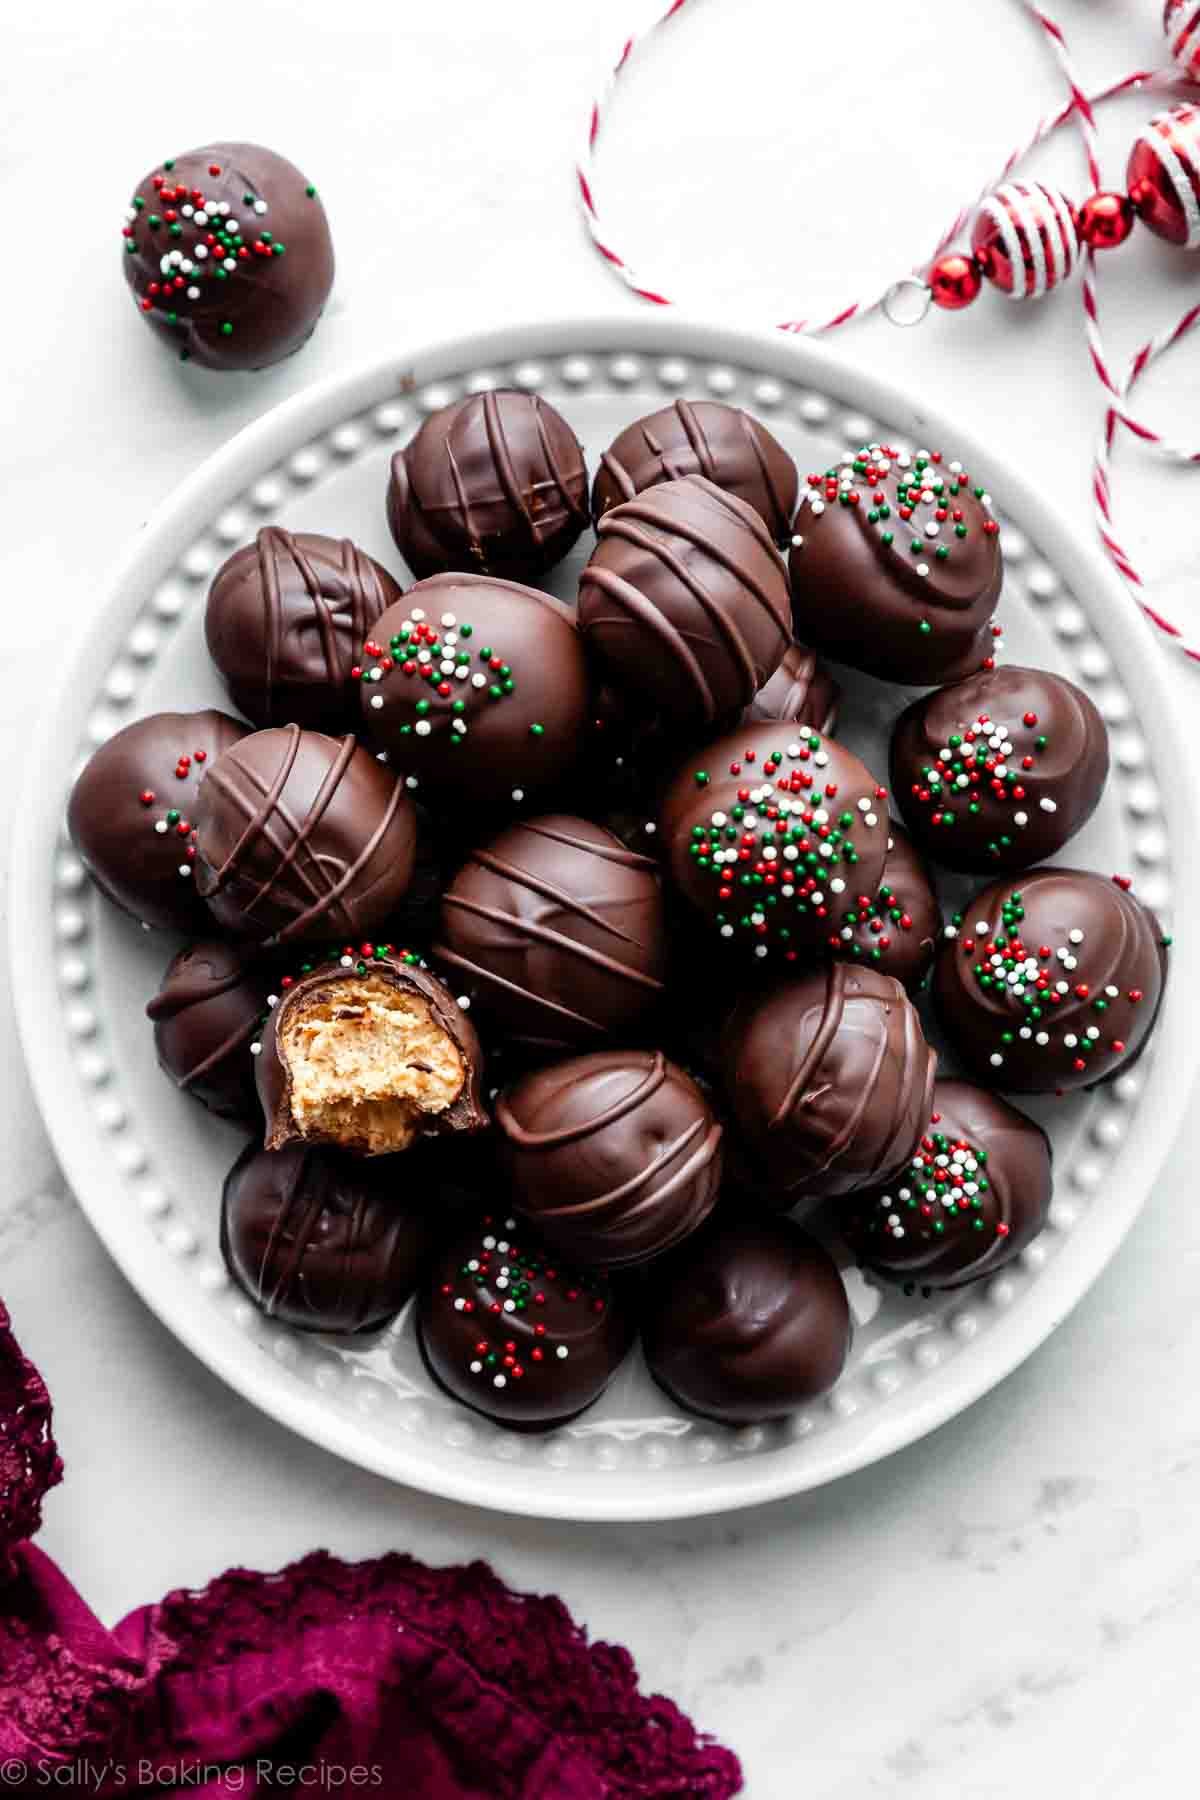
[440,612,457,626]
[1087,1027,1100,1040]
[439,660,455,676]
[719,924,734,938]
[223,258,236,271]
[194,245,208,260]
[369,695,383,711]
[865,812,878,828]
[786,742,802,758]
[1068,928,1084,944]
[250,1042,261,1057]
[470,673,487,689]
[1105,985,1119,998]
[181,204,194,218]
[411,607,425,621]
[1056,980,1069,994]
[340,955,354,968]
[711,811,727,827]
[814,751,829,767]
[916,562,930,578]
[811,500,825,516]
[254,199,268,215]
[493,1375,507,1388]
[194,210,209,226]
[1040,798,1058,813]
[512,789,524,803]
[451,719,467,735]
[791,534,804,548]
[482,1236,496,1250]
[556,1346,569,1360]
[453,1298,466,1312]
[177,865,191,878]
[1064,1034,1078,1048]
[154,820,168,835]
[840,928,854,942]
[414,720,432,737]
[187,286,200,300]
[925,522,940,539]
[975,920,989,935]
[944,925,959,940]
[1014,812,1028,827]
[990,1053,1004,1067]
[503,1300,515,1312]
[444,632,458,647]
[457,995,471,1010]
[755,945,768,959]
[1036,1031,1049,1046]
[857,797,871,812]
[469,1361,482,1374]
[830,877,846,895]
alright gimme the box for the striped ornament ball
[970,182,1080,300]
[1127,105,1200,248]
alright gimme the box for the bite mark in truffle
[257,954,486,1156]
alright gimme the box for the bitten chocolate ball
[591,398,798,544]
[933,868,1167,1093]
[842,1080,1053,1291]
[891,665,1108,874]
[496,1050,723,1269]
[788,443,1002,685]
[205,529,401,731]
[221,1142,440,1333]
[740,641,840,734]
[257,951,486,1158]
[358,573,591,810]
[387,390,588,581]
[435,815,667,1052]
[67,708,248,933]
[658,722,890,961]
[193,724,417,944]
[723,964,937,1203]
[417,1213,632,1430]
[827,825,940,994]
[642,1215,851,1425]
[147,938,271,1120]
[122,143,334,371]
[578,475,792,731]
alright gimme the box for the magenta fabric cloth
[0,1301,741,1798]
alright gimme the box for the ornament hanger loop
[881,276,933,328]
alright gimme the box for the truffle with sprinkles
[657,721,891,958]
[827,824,940,993]
[891,665,1108,873]
[788,444,1003,686]
[121,143,334,371]
[417,1215,632,1430]
[67,708,248,933]
[933,867,1167,1093]
[358,572,591,812]
[841,1079,1053,1291]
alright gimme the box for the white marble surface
[6,0,1200,1791]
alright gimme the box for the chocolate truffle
[418,1213,631,1431]
[578,475,792,731]
[147,938,271,1120]
[740,640,840,734]
[891,665,1109,874]
[658,722,890,960]
[827,825,940,993]
[722,964,937,1202]
[221,1142,439,1332]
[256,950,486,1157]
[933,868,1167,1093]
[788,443,1002,685]
[495,1050,722,1269]
[386,390,588,581]
[67,708,248,933]
[205,529,401,731]
[642,1216,851,1424]
[435,815,667,1051]
[193,724,417,944]
[358,574,591,809]
[591,398,798,544]
[842,1080,1052,1291]
[121,143,334,371]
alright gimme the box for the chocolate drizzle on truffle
[592,398,799,544]
[147,938,271,1120]
[387,390,588,581]
[193,724,417,944]
[496,1050,722,1268]
[221,1141,439,1332]
[205,529,401,731]
[578,475,792,729]
[435,815,667,1051]
[722,963,937,1202]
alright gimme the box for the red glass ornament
[971,183,1080,299]
[1164,0,1200,79]
[1127,105,1200,247]
[929,252,983,310]
[1078,191,1135,250]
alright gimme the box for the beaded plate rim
[10,314,1198,1522]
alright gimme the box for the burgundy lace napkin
[0,1301,741,1797]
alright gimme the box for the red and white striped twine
[577,0,1200,660]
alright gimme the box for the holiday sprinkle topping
[438,1217,607,1391]
[688,735,886,958]
[873,1115,1002,1246]
[357,608,534,745]
[908,707,1049,857]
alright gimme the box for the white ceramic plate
[11,317,1197,1521]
